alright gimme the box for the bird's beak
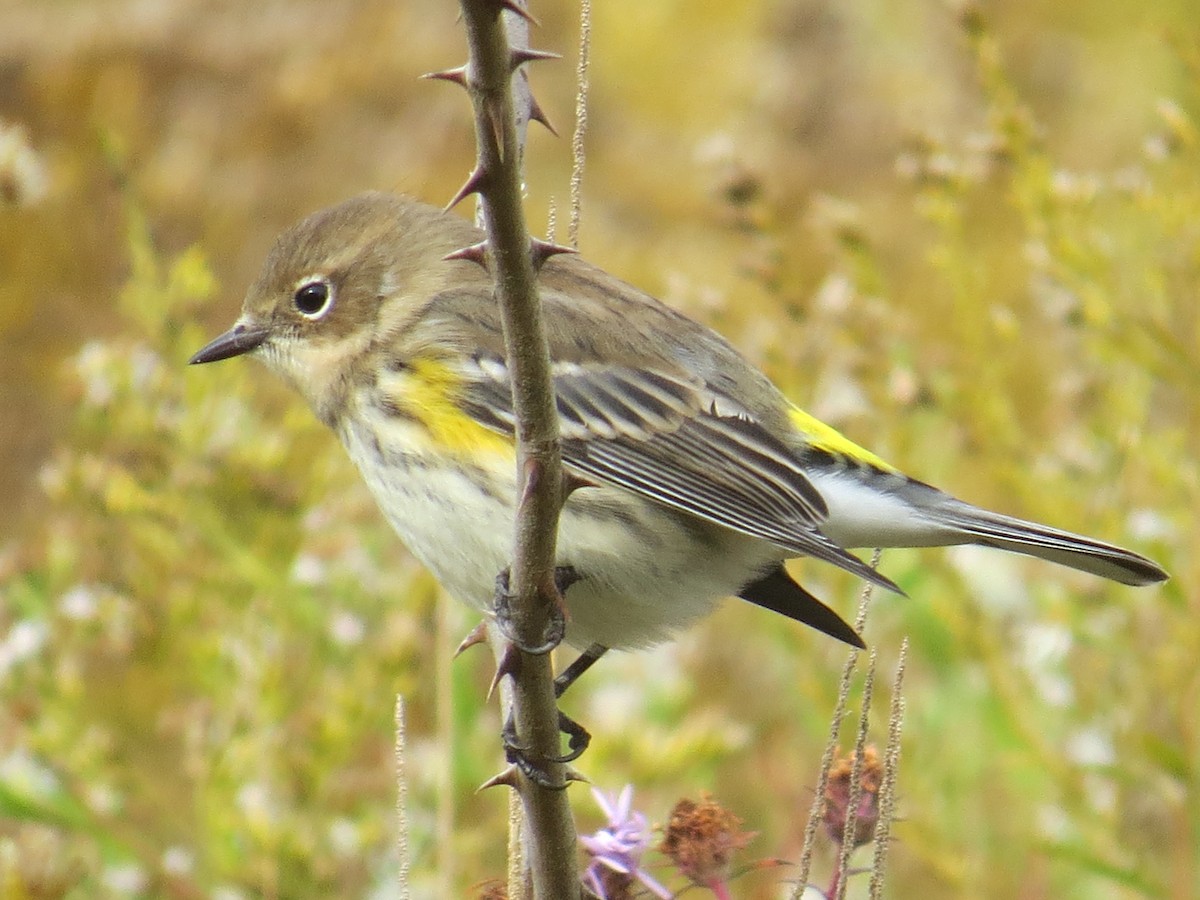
[189,322,270,365]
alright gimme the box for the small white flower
[0,619,49,680]
[75,341,116,408]
[236,781,279,827]
[1066,726,1116,768]
[292,553,326,585]
[328,817,361,855]
[86,782,121,816]
[60,585,99,621]
[0,748,59,798]
[102,862,147,895]
[161,846,194,876]
[328,610,366,647]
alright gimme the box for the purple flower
[581,785,672,900]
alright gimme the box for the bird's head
[189,192,482,423]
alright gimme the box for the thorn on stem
[445,166,490,211]
[421,65,468,87]
[444,241,491,270]
[519,456,542,507]
[499,0,539,27]
[477,765,521,792]
[454,620,491,658]
[509,48,561,70]
[485,97,508,163]
[528,93,557,136]
[488,641,522,700]
[562,470,594,498]
[530,237,578,272]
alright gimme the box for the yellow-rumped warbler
[190,192,1167,652]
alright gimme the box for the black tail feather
[737,565,865,648]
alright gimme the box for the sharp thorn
[488,642,522,701]
[453,621,490,658]
[485,98,507,163]
[486,669,502,702]
[563,767,590,784]
[530,237,578,272]
[528,93,557,136]
[499,0,539,27]
[445,167,490,211]
[563,470,594,497]
[476,765,521,792]
[420,65,468,87]
[510,48,561,70]
[443,241,490,270]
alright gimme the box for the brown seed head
[474,878,507,900]
[823,745,884,848]
[659,794,754,890]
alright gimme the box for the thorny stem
[455,1,579,898]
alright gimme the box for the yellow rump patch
[787,405,896,472]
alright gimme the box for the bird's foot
[493,565,579,655]
[500,708,591,790]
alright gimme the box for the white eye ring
[293,276,334,319]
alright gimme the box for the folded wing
[458,354,900,594]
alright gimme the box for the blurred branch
[568,0,590,247]
[453,1,579,898]
[393,695,410,900]
[869,639,908,899]
[436,589,457,895]
[833,651,876,900]
[792,552,880,899]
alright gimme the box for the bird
[190,192,1168,665]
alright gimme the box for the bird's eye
[293,278,334,318]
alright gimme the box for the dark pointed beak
[189,323,270,365]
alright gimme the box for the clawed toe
[499,707,591,789]
[492,568,569,655]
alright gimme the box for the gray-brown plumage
[191,192,1167,651]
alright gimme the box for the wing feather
[456,355,900,593]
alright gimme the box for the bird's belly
[340,419,776,649]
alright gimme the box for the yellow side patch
[390,358,513,457]
[787,405,897,472]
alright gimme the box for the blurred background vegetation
[1,0,1196,897]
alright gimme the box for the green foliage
[0,189,508,896]
[1,2,1197,898]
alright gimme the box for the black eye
[293,278,333,318]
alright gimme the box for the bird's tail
[933,499,1167,586]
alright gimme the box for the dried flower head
[659,794,754,898]
[581,785,671,900]
[474,878,507,899]
[824,745,884,848]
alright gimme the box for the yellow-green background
[1,1,1196,897]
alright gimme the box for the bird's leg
[492,565,590,786]
[538,643,610,768]
[555,642,609,698]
